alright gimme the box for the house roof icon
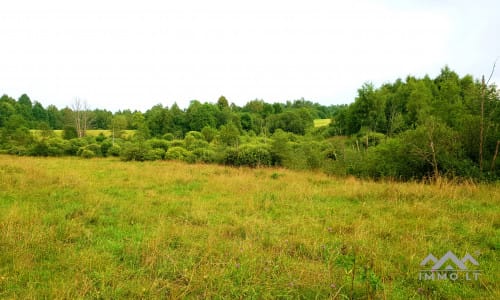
[420,251,479,270]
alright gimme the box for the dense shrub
[267,109,313,135]
[185,131,204,140]
[192,148,217,163]
[30,140,50,156]
[100,140,113,157]
[162,133,174,141]
[147,138,169,151]
[353,138,425,179]
[30,138,69,156]
[356,131,386,148]
[222,148,239,166]
[62,125,78,140]
[120,143,150,161]
[165,146,195,163]
[48,139,70,156]
[167,139,185,148]
[185,138,209,151]
[66,138,88,155]
[6,145,30,156]
[219,123,240,146]
[144,148,165,161]
[270,129,291,166]
[77,143,102,157]
[221,144,272,167]
[280,140,325,170]
[107,144,121,157]
[80,149,95,159]
[238,144,272,167]
[85,143,102,157]
[95,133,106,142]
[201,126,217,142]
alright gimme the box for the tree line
[0,94,335,136]
[1,66,499,181]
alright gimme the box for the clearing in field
[313,118,332,127]
[0,156,498,299]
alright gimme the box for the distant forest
[1,66,499,181]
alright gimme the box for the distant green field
[314,119,331,127]
[0,155,498,299]
[84,129,136,138]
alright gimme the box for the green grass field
[314,119,332,127]
[0,156,498,299]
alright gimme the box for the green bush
[222,144,272,167]
[280,140,324,170]
[144,148,165,161]
[47,139,69,156]
[219,123,240,146]
[347,138,427,180]
[185,138,209,151]
[322,147,338,161]
[6,145,30,156]
[302,141,325,169]
[100,140,113,157]
[62,126,78,140]
[192,148,217,163]
[165,146,195,163]
[185,131,204,140]
[167,139,185,148]
[162,133,174,141]
[356,131,386,149]
[95,133,106,142]
[81,149,95,159]
[270,129,291,166]
[201,126,217,142]
[108,144,121,157]
[77,143,102,157]
[66,139,88,155]
[184,131,208,151]
[120,143,150,161]
[83,136,98,144]
[147,138,169,151]
[238,144,272,167]
[85,143,102,157]
[30,140,50,156]
[30,138,69,156]
[222,147,239,166]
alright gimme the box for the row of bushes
[3,130,339,170]
[120,142,274,167]
[2,125,496,181]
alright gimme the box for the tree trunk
[429,139,439,181]
[491,140,500,171]
[82,108,87,137]
[479,76,485,172]
[480,61,497,172]
[72,98,90,138]
[72,98,83,138]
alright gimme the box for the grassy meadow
[313,119,332,128]
[0,155,498,299]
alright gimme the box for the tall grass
[0,155,498,299]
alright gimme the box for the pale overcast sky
[0,0,499,111]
